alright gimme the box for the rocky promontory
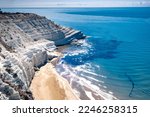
[0,12,85,100]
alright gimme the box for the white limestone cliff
[0,12,85,100]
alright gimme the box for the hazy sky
[0,0,150,7]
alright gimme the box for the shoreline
[29,46,80,100]
[0,11,116,100]
[30,45,117,100]
[0,12,85,100]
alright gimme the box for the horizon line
[1,6,150,8]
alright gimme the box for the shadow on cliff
[62,38,122,65]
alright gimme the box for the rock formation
[0,12,85,100]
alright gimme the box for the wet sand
[30,45,117,100]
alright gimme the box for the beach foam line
[85,91,95,100]
[79,77,117,100]
[56,62,117,100]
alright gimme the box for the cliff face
[0,12,85,100]
[0,13,84,46]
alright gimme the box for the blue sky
[0,0,150,7]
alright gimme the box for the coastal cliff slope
[0,12,85,100]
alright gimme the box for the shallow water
[3,7,150,99]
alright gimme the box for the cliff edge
[0,12,85,100]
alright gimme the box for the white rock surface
[0,12,85,100]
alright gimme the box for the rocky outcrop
[0,12,85,100]
[0,12,85,46]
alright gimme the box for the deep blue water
[3,7,150,99]
[62,7,150,18]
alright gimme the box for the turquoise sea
[3,7,150,99]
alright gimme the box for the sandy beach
[30,62,79,100]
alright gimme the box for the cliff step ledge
[0,12,85,100]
